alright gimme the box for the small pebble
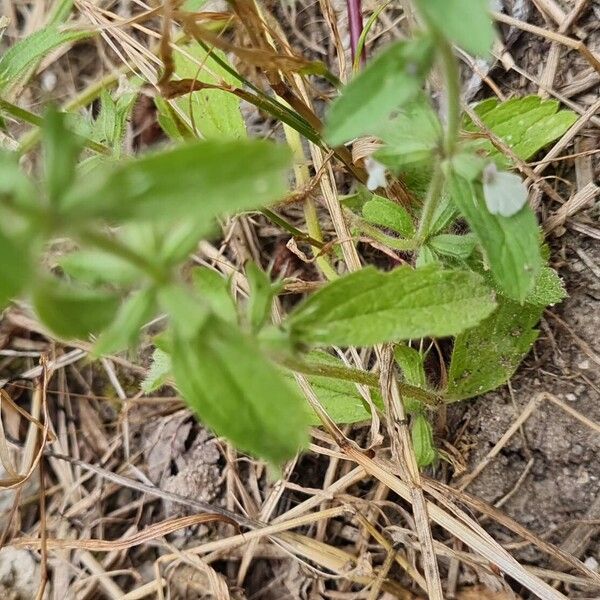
[578,359,590,370]
[565,393,577,402]
[41,71,57,92]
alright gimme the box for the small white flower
[365,156,387,191]
[483,163,528,217]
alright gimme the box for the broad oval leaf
[171,318,310,466]
[449,173,542,302]
[288,265,496,346]
[325,37,434,145]
[32,279,120,339]
[411,414,437,467]
[362,196,415,237]
[62,139,292,227]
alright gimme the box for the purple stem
[346,0,365,65]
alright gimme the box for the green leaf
[171,318,310,465]
[413,0,495,56]
[447,296,542,401]
[362,196,415,237]
[374,100,442,169]
[192,267,237,324]
[0,227,32,309]
[92,87,137,152]
[94,288,156,355]
[32,279,120,339]
[429,233,476,259]
[411,414,437,467]
[246,262,277,333]
[288,265,496,346]
[42,108,83,207]
[465,96,578,162]
[449,173,542,301]
[0,26,90,93]
[394,345,428,413]
[63,139,292,227]
[141,348,172,393]
[171,42,246,140]
[59,249,143,287]
[416,245,438,267]
[297,352,381,425]
[158,284,209,340]
[527,266,566,306]
[325,37,434,145]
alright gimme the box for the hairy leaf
[362,195,415,237]
[172,318,309,465]
[289,265,496,346]
[447,297,542,401]
[411,413,437,467]
[33,279,120,339]
[141,348,172,393]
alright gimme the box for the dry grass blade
[12,514,237,551]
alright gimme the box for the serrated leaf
[288,265,496,346]
[465,96,578,162]
[449,173,541,301]
[62,139,292,227]
[94,288,156,356]
[0,26,90,93]
[141,348,172,393]
[192,267,237,324]
[171,42,246,140]
[374,100,441,169]
[429,234,476,259]
[411,413,437,467]
[413,0,495,56]
[325,37,434,145]
[362,196,415,237]
[32,279,120,339]
[447,297,542,401]
[171,318,309,465]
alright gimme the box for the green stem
[282,356,443,407]
[415,34,461,242]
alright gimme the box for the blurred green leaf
[63,139,292,227]
[158,284,209,340]
[413,0,495,56]
[362,195,415,237]
[171,318,310,465]
[246,262,277,333]
[192,267,237,324]
[59,249,143,287]
[0,26,90,93]
[42,108,83,207]
[0,227,32,309]
[325,37,434,145]
[375,101,441,169]
[449,173,542,302]
[32,279,119,339]
[94,288,156,355]
[289,265,496,346]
